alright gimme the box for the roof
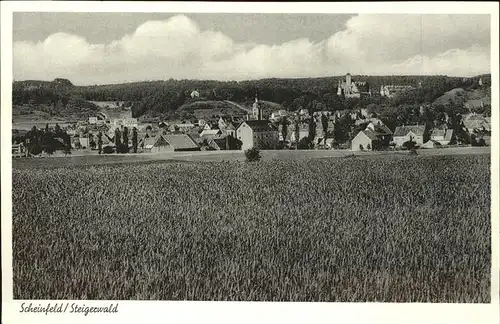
[162,134,199,150]
[200,129,222,137]
[240,120,278,132]
[362,129,380,141]
[431,129,446,137]
[393,125,426,137]
[421,140,441,149]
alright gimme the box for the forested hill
[12,74,490,120]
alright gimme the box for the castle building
[337,73,370,98]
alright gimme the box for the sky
[12,13,491,85]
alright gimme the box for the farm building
[351,129,380,151]
[392,125,426,147]
[141,134,200,152]
[430,129,454,145]
[141,135,173,153]
[236,120,279,150]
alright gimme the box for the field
[12,154,490,302]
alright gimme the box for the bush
[245,147,261,162]
[297,137,313,149]
[102,146,114,154]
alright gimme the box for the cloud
[13,14,491,85]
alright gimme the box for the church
[337,73,371,98]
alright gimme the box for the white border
[1,2,499,324]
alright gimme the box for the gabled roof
[200,129,222,137]
[362,129,380,141]
[162,134,199,150]
[393,125,426,137]
[240,120,278,132]
[431,129,446,137]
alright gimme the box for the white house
[236,120,279,150]
[393,125,426,147]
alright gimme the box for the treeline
[12,75,487,120]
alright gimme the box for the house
[111,118,138,130]
[236,120,279,150]
[270,110,288,121]
[141,135,173,153]
[203,121,219,131]
[219,116,240,130]
[197,119,207,127]
[190,90,200,99]
[463,113,490,134]
[420,140,442,149]
[175,122,195,133]
[141,134,200,152]
[380,85,415,98]
[430,129,454,145]
[288,125,309,144]
[200,129,222,138]
[392,125,426,147]
[299,109,309,116]
[351,129,380,151]
[162,134,200,151]
[223,122,237,137]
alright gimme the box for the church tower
[252,94,262,120]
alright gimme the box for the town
[12,73,491,158]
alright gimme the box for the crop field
[12,154,490,302]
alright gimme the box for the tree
[308,117,317,143]
[114,128,122,153]
[97,131,103,154]
[294,119,300,149]
[132,127,138,153]
[281,116,288,142]
[245,147,261,162]
[321,113,328,139]
[54,123,62,136]
[334,114,353,144]
[298,137,313,149]
[122,127,129,153]
[63,134,72,156]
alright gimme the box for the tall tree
[294,118,300,150]
[281,116,288,142]
[321,113,328,139]
[122,127,129,153]
[132,127,138,153]
[97,131,103,154]
[114,128,121,153]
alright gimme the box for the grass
[12,154,490,301]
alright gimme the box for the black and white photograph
[1,2,499,324]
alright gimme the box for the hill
[433,86,491,110]
[12,74,490,122]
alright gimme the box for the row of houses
[351,113,491,151]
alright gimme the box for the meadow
[12,154,491,302]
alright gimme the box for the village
[12,73,492,158]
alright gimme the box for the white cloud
[13,14,491,84]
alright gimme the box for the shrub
[102,146,114,154]
[245,147,261,162]
[297,137,313,149]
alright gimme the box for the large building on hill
[380,85,415,98]
[236,120,279,150]
[337,73,370,98]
